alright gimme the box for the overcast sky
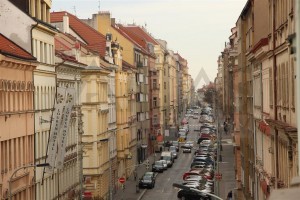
[52,0,247,89]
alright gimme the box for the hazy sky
[52,0,247,89]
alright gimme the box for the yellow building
[82,12,139,180]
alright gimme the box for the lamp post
[9,163,49,200]
[80,126,129,200]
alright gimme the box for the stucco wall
[0,0,35,53]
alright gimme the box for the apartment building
[0,33,37,200]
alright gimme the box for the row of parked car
[139,143,179,189]
[177,108,218,200]
[177,140,217,200]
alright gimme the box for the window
[136,93,144,102]
[164,82,166,89]
[145,94,148,102]
[137,112,145,121]
[269,68,273,106]
[164,95,166,103]
[291,58,295,107]
[145,77,148,84]
[136,74,144,83]
[153,115,158,125]
[153,97,157,107]
[40,41,43,62]
[153,79,157,89]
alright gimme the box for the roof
[0,33,36,60]
[50,11,106,57]
[55,50,86,66]
[117,25,153,57]
[124,26,158,45]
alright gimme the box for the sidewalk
[114,153,156,200]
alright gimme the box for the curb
[137,189,147,200]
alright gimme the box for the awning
[258,120,271,136]
[260,180,270,197]
[265,119,297,141]
[156,134,163,142]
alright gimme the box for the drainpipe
[272,0,279,189]
[296,0,300,173]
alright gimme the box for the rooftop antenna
[73,6,77,16]
[98,0,101,12]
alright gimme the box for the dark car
[144,172,157,180]
[152,160,164,172]
[171,141,180,152]
[138,175,155,189]
[177,189,211,200]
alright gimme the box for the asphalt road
[142,114,201,200]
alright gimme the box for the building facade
[0,34,37,200]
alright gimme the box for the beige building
[266,0,297,192]
[167,50,178,127]
[0,34,37,200]
[155,39,170,139]
[51,12,120,199]
[82,12,139,181]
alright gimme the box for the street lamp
[80,126,129,200]
[9,163,49,200]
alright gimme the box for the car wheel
[181,197,186,200]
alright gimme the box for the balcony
[137,62,144,67]
[152,84,160,90]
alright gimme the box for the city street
[140,109,236,200]
[142,115,202,200]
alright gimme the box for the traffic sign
[119,177,125,184]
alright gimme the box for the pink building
[0,34,36,199]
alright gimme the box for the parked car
[159,159,168,170]
[169,146,178,159]
[144,172,157,180]
[152,160,164,172]
[177,189,211,200]
[138,174,155,189]
[171,141,180,152]
[161,151,174,167]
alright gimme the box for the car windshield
[169,146,176,151]
[142,176,152,180]
[145,172,153,177]
[172,141,178,145]
[155,161,163,165]
[161,156,171,160]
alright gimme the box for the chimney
[63,13,70,34]
[111,18,115,26]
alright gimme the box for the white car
[182,145,192,153]
[186,141,194,148]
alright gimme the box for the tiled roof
[124,26,158,45]
[55,38,71,51]
[0,33,35,60]
[119,25,148,54]
[113,24,148,54]
[55,50,86,66]
[50,11,106,57]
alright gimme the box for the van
[160,151,174,167]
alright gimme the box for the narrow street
[142,114,203,200]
